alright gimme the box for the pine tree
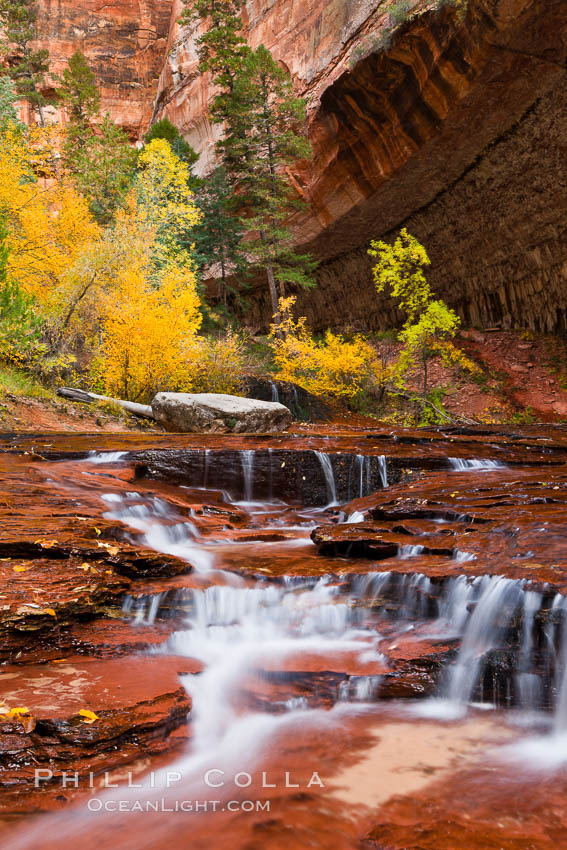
[0,0,51,125]
[181,0,250,93]
[57,52,137,225]
[220,46,316,324]
[0,76,25,133]
[192,166,248,308]
[181,3,316,323]
[70,115,138,225]
[57,50,100,126]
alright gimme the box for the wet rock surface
[1,424,567,847]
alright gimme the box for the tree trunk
[267,263,281,333]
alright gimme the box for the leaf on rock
[78,709,99,724]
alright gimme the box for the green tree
[0,76,25,133]
[0,0,51,125]
[368,228,461,395]
[145,118,199,170]
[220,45,316,324]
[57,50,100,125]
[181,0,250,93]
[191,166,248,307]
[68,115,137,225]
[57,53,137,225]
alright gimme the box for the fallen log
[57,387,155,420]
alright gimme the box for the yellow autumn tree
[135,138,201,266]
[0,127,101,311]
[100,258,202,401]
[96,139,205,400]
[369,228,478,395]
[270,296,381,401]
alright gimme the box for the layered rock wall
[154,0,566,333]
[33,0,174,136]
[32,0,567,331]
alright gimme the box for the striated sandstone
[154,0,567,333]
[27,0,567,332]
[32,0,174,137]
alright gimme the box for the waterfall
[453,550,476,563]
[123,592,165,625]
[378,455,388,487]
[162,578,386,750]
[314,451,337,505]
[448,458,505,470]
[356,455,366,498]
[269,381,279,403]
[444,576,524,707]
[203,448,210,488]
[553,597,567,733]
[85,451,127,464]
[102,493,215,573]
[240,450,255,501]
[398,544,425,560]
[352,454,388,499]
[346,510,366,524]
[515,590,543,713]
[437,575,477,635]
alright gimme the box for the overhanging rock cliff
[35,0,567,332]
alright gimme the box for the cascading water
[516,589,543,713]
[449,457,506,470]
[398,544,426,560]
[102,493,215,573]
[377,455,388,488]
[11,434,567,850]
[351,454,387,500]
[444,576,524,710]
[240,450,255,502]
[85,450,127,464]
[314,451,337,506]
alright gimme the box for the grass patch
[0,362,54,400]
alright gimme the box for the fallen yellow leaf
[45,609,56,617]
[6,706,30,719]
[78,709,99,724]
[34,539,58,549]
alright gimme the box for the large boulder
[151,392,292,434]
[240,376,332,422]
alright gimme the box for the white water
[12,441,567,850]
[377,455,388,488]
[240,450,255,501]
[84,450,127,464]
[346,510,366,524]
[448,457,506,470]
[398,544,426,560]
[445,576,523,707]
[102,493,216,573]
[314,451,337,506]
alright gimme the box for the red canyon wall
[33,0,174,136]
[34,0,567,331]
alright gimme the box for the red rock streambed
[1,426,567,848]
